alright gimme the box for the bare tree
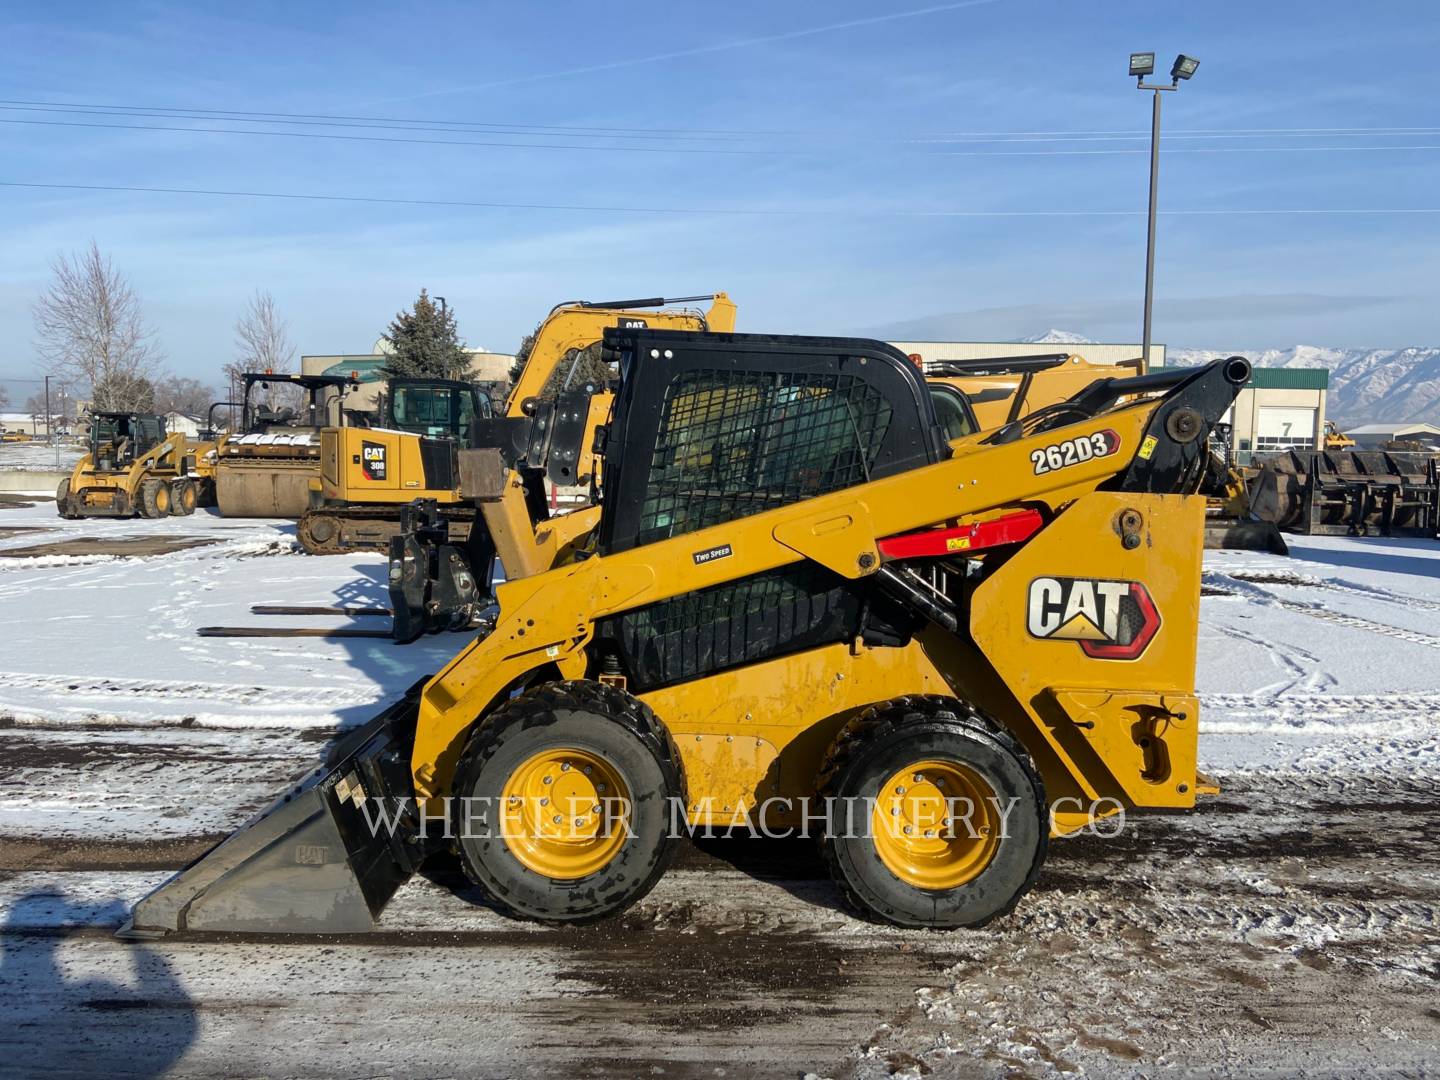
[32,241,160,411]
[0,384,9,409]
[153,375,217,418]
[228,291,296,407]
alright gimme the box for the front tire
[451,680,684,924]
[55,479,77,519]
[819,695,1047,929]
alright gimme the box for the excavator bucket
[119,683,428,938]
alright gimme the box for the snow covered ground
[0,499,1436,1077]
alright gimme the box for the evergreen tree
[380,289,470,380]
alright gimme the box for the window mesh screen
[606,564,860,692]
[634,368,893,546]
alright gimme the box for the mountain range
[1025,331,1440,425]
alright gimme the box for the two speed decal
[1030,429,1119,475]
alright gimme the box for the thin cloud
[380,0,1002,102]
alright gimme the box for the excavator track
[297,505,476,556]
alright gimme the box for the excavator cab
[386,379,491,442]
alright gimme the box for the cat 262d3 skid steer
[123,330,1250,935]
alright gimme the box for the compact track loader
[213,372,359,518]
[57,412,212,519]
[126,329,1249,935]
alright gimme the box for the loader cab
[88,412,165,471]
[386,379,492,444]
[592,328,949,690]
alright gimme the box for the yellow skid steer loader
[58,412,212,519]
[125,330,1249,935]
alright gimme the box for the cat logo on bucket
[1026,577,1160,660]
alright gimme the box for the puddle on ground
[0,536,220,558]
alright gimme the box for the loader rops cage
[123,330,1250,936]
[1249,447,1440,537]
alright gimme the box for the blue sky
[2,0,1438,396]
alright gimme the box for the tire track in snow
[1209,621,1337,697]
[0,671,380,708]
[1206,569,1440,650]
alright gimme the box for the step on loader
[125,331,1250,935]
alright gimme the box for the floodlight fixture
[1171,54,1200,81]
[1129,52,1156,78]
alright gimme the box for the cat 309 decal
[1030,429,1119,475]
[1026,576,1161,659]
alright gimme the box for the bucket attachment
[1249,449,1440,537]
[119,682,429,938]
[388,499,491,644]
[1203,518,1289,555]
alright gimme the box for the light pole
[1130,52,1199,368]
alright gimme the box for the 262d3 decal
[1026,576,1160,659]
[1030,429,1119,475]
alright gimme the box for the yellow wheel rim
[155,485,170,512]
[500,748,631,880]
[871,759,1000,890]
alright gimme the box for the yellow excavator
[127,327,1251,936]
[296,294,738,556]
[57,412,214,519]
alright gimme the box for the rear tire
[451,679,684,924]
[139,478,170,518]
[818,695,1047,929]
[169,479,197,516]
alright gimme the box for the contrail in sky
[380,0,1002,103]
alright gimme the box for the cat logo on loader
[1026,577,1161,660]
